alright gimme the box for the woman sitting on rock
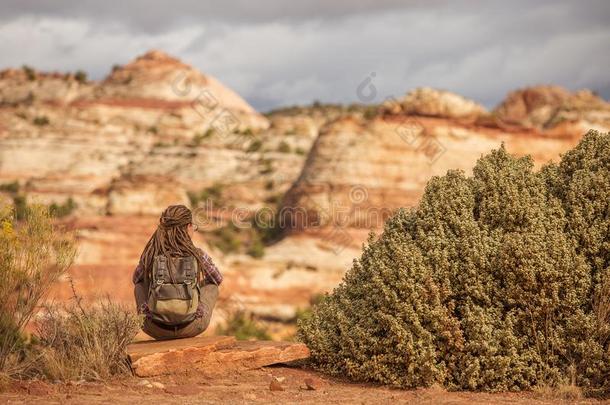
[133,204,223,340]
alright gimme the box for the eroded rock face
[493,85,610,128]
[107,177,190,215]
[383,87,487,119]
[281,113,591,234]
[0,68,95,106]
[0,50,308,216]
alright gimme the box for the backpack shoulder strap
[152,254,169,285]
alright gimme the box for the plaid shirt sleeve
[132,261,144,285]
[199,250,223,285]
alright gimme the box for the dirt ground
[1,365,607,405]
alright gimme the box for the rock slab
[127,335,310,377]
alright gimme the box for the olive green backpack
[147,254,199,326]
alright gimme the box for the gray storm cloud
[0,0,608,111]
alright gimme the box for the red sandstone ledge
[127,335,310,377]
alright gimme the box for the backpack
[147,254,199,326]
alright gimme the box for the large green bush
[298,130,610,393]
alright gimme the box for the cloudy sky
[1,0,609,111]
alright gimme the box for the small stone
[304,377,318,390]
[145,383,153,388]
[275,376,286,383]
[150,382,165,389]
[269,378,284,392]
[137,379,150,386]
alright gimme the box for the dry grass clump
[534,383,583,401]
[299,131,610,395]
[0,203,76,376]
[34,299,141,381]
[0,201,141,383]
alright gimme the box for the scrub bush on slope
[298,130,610,393]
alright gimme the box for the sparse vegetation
[5,192,77,220]
[11,195,28,221]
[22,65,36,81]
[49,197,77,218]
[363,107,378,120]
[264,193,282,205]
[295,146,307,156]
[0,181,19,194]
[246,237,265,259]
[264,101,371,118]
[259,159,274,175]
[277,141,291,153]
[252,208,282,244]
[0,204,76,376]
[299,131,610,395]
[202,203,285,258]
[246,139,263,153]
[534,383,583,401]
[188,183,225,207]
[34,299,141,381]
[147,126,158,134]
[74,70,88,84]
[216,310,271,341]
[210,223,242,254]
[191,129,215,146]
[32,116,50,126]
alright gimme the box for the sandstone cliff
[282,86,610,234]
[1,53,608,328]
[0,50,307,216]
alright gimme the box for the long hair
[139,205,205,282]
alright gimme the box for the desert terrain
[2,50,609,332]
[1,365,605,404]
[1,50,610,402]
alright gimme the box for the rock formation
[2,52,609,330]
[127,335,309,377]
[281,91,609,234]
[382,87,487,119]
[0,50,302,216]
[493,85,610,129]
